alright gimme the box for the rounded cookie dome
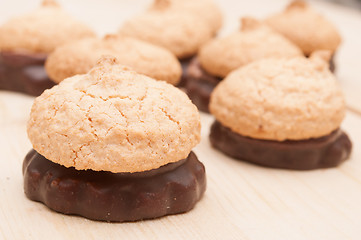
[28,56,201,173]
[148,0,222,35]
[210,51,345,141]
[265,0,341,56]
[0,0,95,54]
[199,17,302,78]
[45,35,182,85]
[119,0,217,59]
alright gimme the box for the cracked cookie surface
[28,56,201,173]
[209,51,345,141]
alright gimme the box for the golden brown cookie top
[199,17,303,78]
[119,0,222,59]
[210,51,345,141]
[265,0,341,55]
[45,35,182,85]
[148,0,223,34]
[0,0,95,53]
[28,56,201,173]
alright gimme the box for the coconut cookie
[147,0,222,36]
[23,56,205,222]
[119,0,222,59]
[265,0,341,71]
[0,0,95,96]
[209,51,352,170]
[45,35,181,85]
[119,0,222,87]
[185,17,302,113]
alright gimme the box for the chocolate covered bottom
[329,54,336,72]
[177,57,194,88]
[184,57,222,113]
[0,51,55,96]
[23,149,206,222]
[210,121,352,170]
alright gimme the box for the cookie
[0,0,95,96]
[45,35,182,85]
[209,51,352,169]
[28,56,200,173]
[265,0,341,56]
[24,56,205,222]
[185,17,302,112]
[119,0,222,59]
[210,51,343,140]
[199,17,302,78]
[148,0,222,35]
[0,0,95,54]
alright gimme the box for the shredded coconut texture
[210,52,345,141]
[28,56,201,173]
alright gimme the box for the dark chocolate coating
[0,51,55,96]
[210,121,352,170]
[177,57,193,88]
[329,54,336,72]
[184,57,221,113]
[23,150,206,222]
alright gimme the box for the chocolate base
[177,57,194,88]
[0,51,55,96]
[184,57,222,113]
[23,149,206,222]
[210,121,352,170]
[329,54,336,72]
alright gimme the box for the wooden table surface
[1,0,361,239]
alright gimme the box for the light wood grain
[1,0,361,239]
